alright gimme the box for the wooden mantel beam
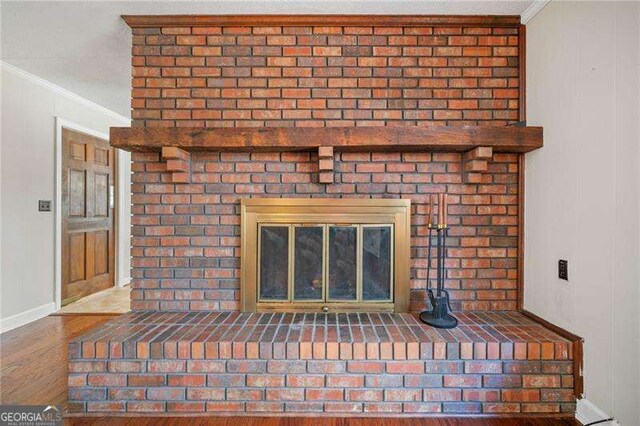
[110,126,543,154]
[121,15,521,29]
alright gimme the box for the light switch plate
[558,259,568,281]
[38,200,52,212]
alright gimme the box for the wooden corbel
[161,147,190,183]
[318,146,334,184]
[462,146,493,184]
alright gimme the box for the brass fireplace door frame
[240,198,411,313]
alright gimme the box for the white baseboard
[0,302,57,334]
[576,399,619,425]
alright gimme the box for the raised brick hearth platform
[68,311,576,416]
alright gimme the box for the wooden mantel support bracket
[318,147,334,184]
[161,147,191,183]
[463,146,493,184]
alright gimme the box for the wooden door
[61,128,115,306]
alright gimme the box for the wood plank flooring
[0,315,112,408]
[0,315,579,426]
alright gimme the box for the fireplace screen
[258,224,392,304]
[241,199,410,313]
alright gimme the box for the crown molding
[0,61,129,124]
[521,0,551,24]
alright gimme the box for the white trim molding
[521,0,551,24]
[576,399,619,426]
[0,303,56,334]
[115,148,132,288]
[0,61,129,123]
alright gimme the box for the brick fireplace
[68,14,581,418]
[124,16,527,314]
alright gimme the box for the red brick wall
[130,25,520,127]
[128,23,522,312]
[69,358,575,415]
[131,151,519,312]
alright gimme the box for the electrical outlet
[558,259,568,281]
[38,200,52,212]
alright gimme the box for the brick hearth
[68,311,575,415]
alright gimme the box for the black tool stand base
[419,310,458,329]
[419,294,458,329]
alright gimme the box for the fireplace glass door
[241,198,411,313]
[258,223,393,309]
[294,226,324,301]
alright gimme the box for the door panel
[85,231,96,281]
[70,141,86,161]
[94,147,109,166]
[69,233,86,282]
[94,230,109,276]
[61,128,115,306]
[69,170,86,217]
[94,173,109,217]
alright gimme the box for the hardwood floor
[0,315,112,409]
[0,315,579,426]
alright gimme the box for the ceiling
[1,1,535,118]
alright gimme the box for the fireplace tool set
[419,193,458,329]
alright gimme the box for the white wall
[0,63,131,332]
[526,2,640,425]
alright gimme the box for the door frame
[54,117,128,310]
